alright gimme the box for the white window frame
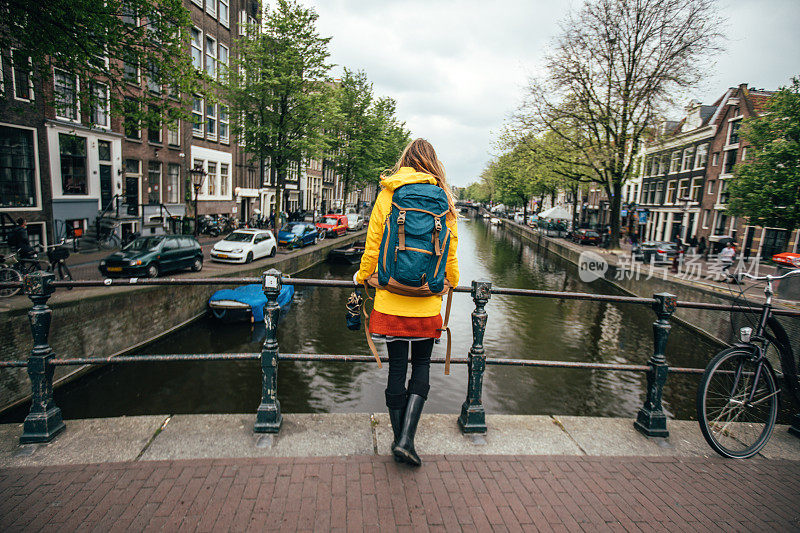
[90,83,110,128]
[665,181,676,204]
[711,152,719,167]
[205,34,217,78]
[206,101,216,141]
[206,161,217,196]
[167,163,180,203]
[206,0,216,18]
[239,10,247,35]
[0,122,42,211]
[219,105,229,143]
[192,96,204,138]
[147,106,162,145]
[722,149,737,176]
[669,151,680,174]
[681,147,694,172]
[220,163,229,196]
[191,27,203,71]
[702,210,709,229]
[219,0,229,27]
[167,120,180,147]
[727,119,741,146]
[11,49,34,102]
[694,143,708,169]
[707,181,715,195]
[191,0,202,6]
[53,69,80,123]
[741,146,748,162]
[218,43,229,79]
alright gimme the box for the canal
[3,217,729,422]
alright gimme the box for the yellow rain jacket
[356,167,459,317]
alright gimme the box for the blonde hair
[382,138,457,220]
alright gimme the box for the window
[90,83,109,127]
[126,159,140,176]
[123,60,139,83]
[220,0,229,26]
[147,106,162,144]
[191,0,202,6]
[191,28,203,70]
[218,44,229,79]
[206,0,216,17]
[54,70,79,121]
[59,134,87,195]
[690,178,702,202]
[219,105,229,142]
[655,182,664,204]
[695,143,708,168]
[121,2,137,25]
[677,179,689,201]
[707,180,715,195]
[192,97,203,137]
[718,180,730,204]
[220,163,228,196]
[711,152,719,166]
[205,35,217,78]
[147,162,161,204]
[723,149,737,175]
[741,146,748,161]
[11,50,33,101]
[123,97,140,139]
[206,102,216,140]
[669,151,680,173]
[681,147,694,171]
[167,164,180,203]
[207,162,217,196]
[666,181,676,204]
[0,126,37,207]
[702,210,709,229]
[650,157,659,176]
[714,212,728,235]
[146,62,160,93]
[167,120,180,147]
[728,120,741,145]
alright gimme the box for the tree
[728,78,800,231]
[0,0,200,126]
[222,0,336,233]
[516,0,723,248]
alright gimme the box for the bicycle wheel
[0,268,22,297]
[697,347,779,458]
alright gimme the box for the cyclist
[7,218,36,261]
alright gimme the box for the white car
[210,229,277,264]
[346,212,364,231]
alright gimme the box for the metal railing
[2,270,800,444]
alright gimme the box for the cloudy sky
[304,0,800,187]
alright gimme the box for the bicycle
[0,250,47,297]
[40,241,74,286]
[97,221,121,250]
[696,269,800,458]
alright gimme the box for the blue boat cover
[209,284,294,322]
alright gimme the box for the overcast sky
[303,0,800,187]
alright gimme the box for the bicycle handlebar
[731,269,800,283]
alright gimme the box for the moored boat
[327,241,365,265]
[208,283,294,323]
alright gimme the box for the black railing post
[634,292,676,438]
[458,280,491,434]
[255,269,283,433]
[20,271,66,444]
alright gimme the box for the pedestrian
[698,237,707,257]
[6,217,35,259]
[354,138,459,467]
[719,242,736,276]
[688,235,698,256]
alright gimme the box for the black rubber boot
[385,391,406,462]
[392,394,425,467]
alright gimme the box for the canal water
[3,218,729,422]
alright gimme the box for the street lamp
[189,165,207,237]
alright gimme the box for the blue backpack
[371,183,452,294]
[363,183,455,373]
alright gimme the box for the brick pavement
[1,455,798,532]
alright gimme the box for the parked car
[277,222,320,249]
[210,229,276,264]
[99,235,203,278]
[633,241,679,263]
[513,213,525,224]
[346,212,364,231]
[571,229,601,246]
[316,215,348,238]
[772,252,800,268]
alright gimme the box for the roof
[748,91,775,115]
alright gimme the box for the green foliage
[728,78,800,230]
[221,0,336,230]
[0,0,200,126]
[330,69,410,197]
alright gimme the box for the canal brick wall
[500,219,800,348]
[0,232,365,411]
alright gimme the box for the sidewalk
[1,414,798,530]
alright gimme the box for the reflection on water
[2,218,732,422]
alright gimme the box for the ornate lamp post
[189,165,207,237]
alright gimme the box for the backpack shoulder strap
[361,281,382,367]
[440,287,454,375]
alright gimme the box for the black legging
[384,339,434,409]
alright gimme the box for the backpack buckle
[397,210,406,225]
[434,217,442,231]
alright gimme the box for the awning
[538,205,572,219]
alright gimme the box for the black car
[99,235,203,278]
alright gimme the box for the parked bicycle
[0,251,47,297]
[97,221,121,250]
[42,241,73,286]
[696,269,800,458]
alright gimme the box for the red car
[316,215,348,238]
[772,252,800,268]
[571,229,601,245]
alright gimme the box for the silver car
[346,212,364,231]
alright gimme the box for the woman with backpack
[354,138,459,467]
